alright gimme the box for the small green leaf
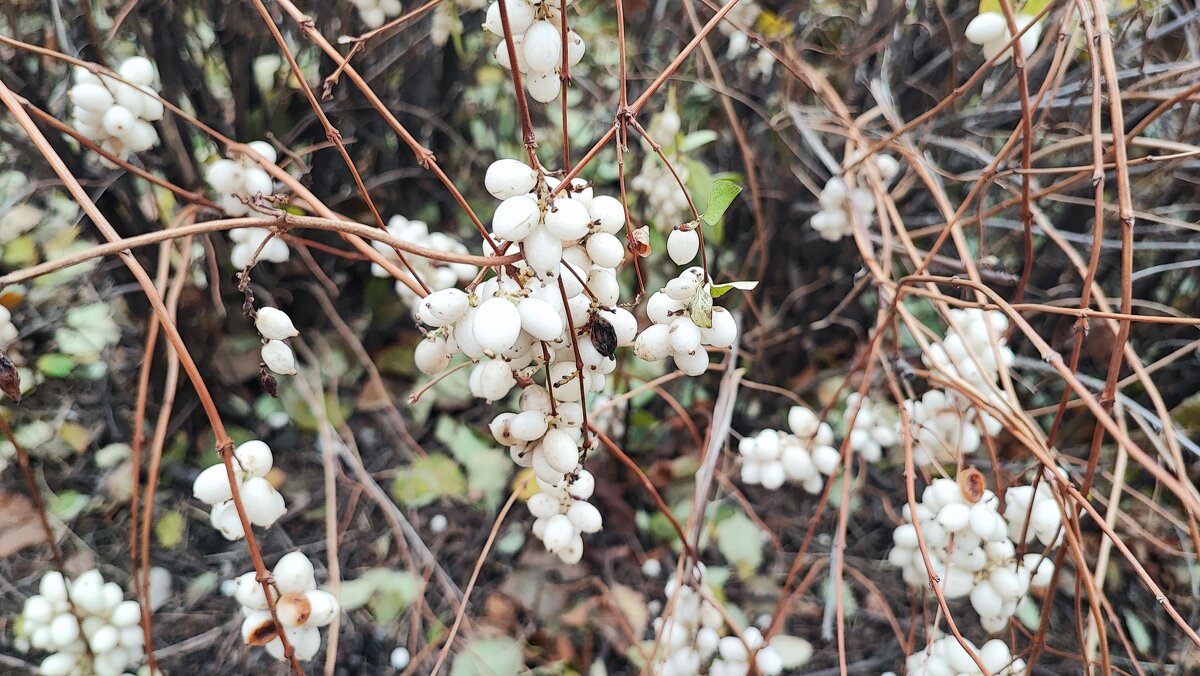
[155,510,184,548]
[1016,596,1042,631]
[185,571,219,606]
[700,179,742,228]
[390,454,466,507]
[689,287,713,329]
[36,354,76,378]
[773,635,814,668]
[51,490,89,520]
[465,447,512,508]
[709,280,758,299]
[714,512,763,577]
[1123,609,1153,654]
[679,130,719,153]
[435,416,491,464]
[451,636,524,676]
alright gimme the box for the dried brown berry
[959,467,986,504]
[590,315,617,359]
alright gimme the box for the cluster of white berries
[634,267,737,376]
[907,309,1013,465]
[67,57,163,160]
[235,552,339,662]
[407,158,738,562]
[843,392,900,463]
[649,569,784,676]
[736,405,839,493]
[192,440,287,540]
[965,12,1043,63]
[429,0,487,46]
[888,477,1056,633]
[370,214,477,306]
[1004,478,1066,549]
[19,571,147,676]
[523,462,601,564]
[483,0,585,103]
[717,1,762,58]
[255,306,301,377]
[903,389,993,466]
[349,0,402,29]
[630,108,690,233]
[903,635,1027,675]
[808,155,899,242]
[924,309,1014,394]
[408,158,637,561]
[0,304,16,346]
[205,142,288,269]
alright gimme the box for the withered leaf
[0,353,20,402]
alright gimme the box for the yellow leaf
[513,468,539,501]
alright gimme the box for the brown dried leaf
[0,353,21,402]
[630,226,651,257]
[0,492,45,558]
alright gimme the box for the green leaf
[332,568,418,622]
[714,512,763,577]
[772,635,814,668]
[678,130,719,153]
[465,447,512,508]
[1123,609,1153,654]
[390,454,466,507]
[451,636,524,676]
[364,568,419,623]
[36,354,75,378]
[51,490,89,520]
[436,416,491,464]
[688,287,713,329]
[1017,596,1042,631]
[155,510,184,548]
[185,571,219,606]
[700,179,742,228]
[709,281,758,299]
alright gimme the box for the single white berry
[485,159,538,199]
[492,195,540,241]
[255,307,299,340]
[192,464,234,505]
[667,228,699,265]
[262,340,298,375]
[234,440,274,478]
[239,476,286,528]
[473,298,522,353]
[273,552,316,594]
[101,106,136,137]
[542,513,575,552]
[522,20,563,73]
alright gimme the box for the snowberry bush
[630,107,692,232]
[647,567,794,676]
[18,570,150,676]
[808,155,899,242]
[483,0,586,103]
[192,439,287,540]
[965,12,1044,63]
[205,142,289,268]
[67,58,163,161]
[349,0,403,29]
[736,405,838,493]
[902,634,1027,675]
[235,552,340,662]
[889,476,1058,633]
[369,214,478,306]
